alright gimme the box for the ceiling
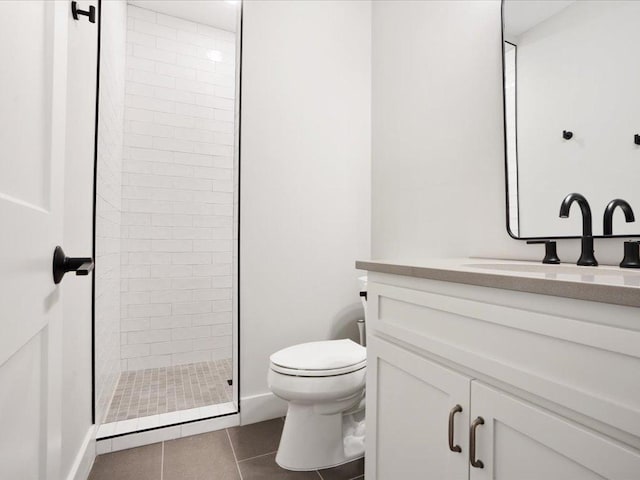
[504,0,575,38]
[128,0,239,33]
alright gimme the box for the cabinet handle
[469,416,485,469]
[448,404,462,452]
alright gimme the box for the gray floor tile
[105,359,232,423]
[227,418,283,461]
[238,453,321,480]
[88,443,162,480]
[163,431,240,480]
[318,458,364,480]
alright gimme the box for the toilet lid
[270,339,366,377]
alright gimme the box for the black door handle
[52,246,94,284]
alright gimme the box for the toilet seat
[270,339,366,377]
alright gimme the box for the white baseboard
[240,392,287,426]
[66,425,96,480]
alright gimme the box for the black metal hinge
[71,1,96,24]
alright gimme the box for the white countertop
[355,258,640,307]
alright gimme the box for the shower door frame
[90,0,243,433]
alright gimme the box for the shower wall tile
[95,0,128,424]
[120,5,236,371]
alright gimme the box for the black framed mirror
[502,0,640,239]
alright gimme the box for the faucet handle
[620,241,640,269]
[527,240,561,265]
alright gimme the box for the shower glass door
[93,0,241,437]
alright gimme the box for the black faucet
[603,199,635,235]
[559,193,598,266]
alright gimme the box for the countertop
[355,258,640,308]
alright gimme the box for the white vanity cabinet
[469,382,640,480]
[362,264,640,480]
[367,337,471,479]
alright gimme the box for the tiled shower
[95,1,239,434]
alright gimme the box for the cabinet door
[469,381,640,480]
[367,337,471,480]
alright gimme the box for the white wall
[61,2,100,477]
[95,0,127,424]
[240,0,371,423]
[120,5,236,371]
[514,1,640,237]
[371,0,624,267]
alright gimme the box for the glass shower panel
[94,0,241,435]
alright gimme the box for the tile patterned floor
[105,359,233,423]
[89,417,364,480]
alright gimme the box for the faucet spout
[603,199,635,236]
[559,193,593,236]
[559,193,598,266]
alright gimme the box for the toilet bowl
[268,339,366,471]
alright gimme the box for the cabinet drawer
[368,281,640,439]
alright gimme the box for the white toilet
[268,338,367,470]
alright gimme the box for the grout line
[235,450,278,464]
[225,428,243,480]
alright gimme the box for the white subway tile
[131,69,175,89]
[153,137,196,153]
[153,86,195,104]
[149,264,193,278]
[171,277,211,290]
[128,252,172,265]
[125,94,175,113]
[134,19,177,40]
[130,120,174,138]
[192,289,231,301]
[148,290,193,304]
[191,312,231,326]
[128,329,171,345]
[127,30,156,47]
[128,278,172,292]
[149,315,192,329]
[150,340,193,355]
[151,239,192,252]
[156,37,199,57]
[155,61,196,80]
[121,343,150,359]
[154,112,195,128]
[173,301,212,315]
[124,133,153,149]
[128,303,171,318]
[151,214,193,227]
[120,318,151,332]
[171,326,211,341]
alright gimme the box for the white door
[366,337,471,480]
[469,381,640,480]
[0,2,69,479]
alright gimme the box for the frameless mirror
[502,0,640,239]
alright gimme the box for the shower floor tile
[105,359,233,423]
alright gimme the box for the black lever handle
[526,240,561,264]
[52,246,94,284]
